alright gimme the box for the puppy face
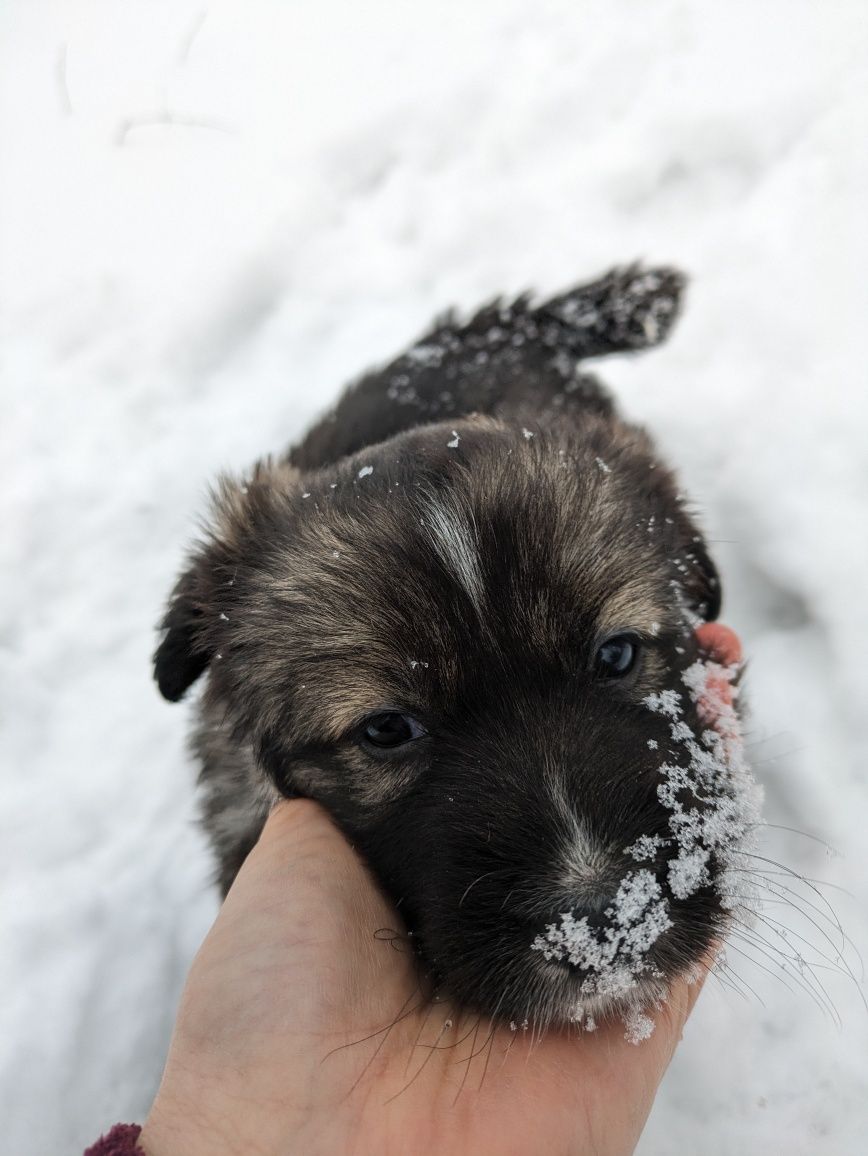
[156,414,759,1028]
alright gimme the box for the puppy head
[156,417,760,1028]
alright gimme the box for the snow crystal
[645,657,764,915]
[531,869,672,1001]
[667,847,711,899]
[447,431,460,448]
[405,343,444,368]
[643,688,682,719]
[522,427,535,439]
[567,1006,599,1032]
[624,1010,655,1045]
[626,833,667,862]
[537,650,761,1042]
[357,465,374,478]
[595,456,611,474]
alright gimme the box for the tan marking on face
[597,581,669,639]
[593,582,674,692]
[352,760,422,807]
[293,670,388,744]
[291,645,436,746]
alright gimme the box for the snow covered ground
[2,2,867,1152]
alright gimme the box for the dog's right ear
[154,562,213,702]
[154,460,302,703]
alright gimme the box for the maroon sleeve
[83,1123,145,1156]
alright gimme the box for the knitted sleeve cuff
[83,1123,145,1155]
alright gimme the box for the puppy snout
[549,887,612,920]
[530,866,673,985]
[533,875,629,940]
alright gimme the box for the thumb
[214,798,420,1034]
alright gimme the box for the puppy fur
[155,266,735,1027]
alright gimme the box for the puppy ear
[154,460,301,703]
[154,564,213,702]
[682,533,722,623]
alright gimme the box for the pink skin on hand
[692,623,742,725]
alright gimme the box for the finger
[224,798,372,924]
[645,950,714,1080]
[220,799,419,1029]
[244,797,355,882]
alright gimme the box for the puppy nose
[532,870,671,972]
[551,869,624,919]
[538,888,613,933]
[558,890,611,918]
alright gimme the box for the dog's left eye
[594,633,639,679]
[361,711,426,750]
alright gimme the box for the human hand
[140,800,707,1156]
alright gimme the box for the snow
[627,833,667,862]
[641,655,764,912]
[532,870,673,1006]
[2,1,867,1153]
[643,688,683,720]
[624,1009,657,1046]
[533,644,762,1041]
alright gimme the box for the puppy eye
[594,633,639,679]
[361,711,426,750]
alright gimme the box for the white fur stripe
[421,497,485,614]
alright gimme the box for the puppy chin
[527,953,685,1038]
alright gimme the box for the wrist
[139,1092,270,1156]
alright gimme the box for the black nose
[531,868,672,976]
[526,897,612,961]
[542,883,619,923]
[564,890,612,917]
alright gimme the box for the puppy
[155,266,761,1036]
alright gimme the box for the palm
[144,802,702,1156]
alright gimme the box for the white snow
[643,688,683,720]
[2,2,867,1153]
[627,833,667,862]
[640,655,764,913]
[532,870,673,1004]
[624,1009,657,1046]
